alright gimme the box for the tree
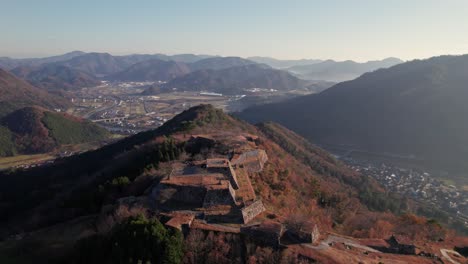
[163,230,184,264]
[111,176,130,188]
[71,214,185,264]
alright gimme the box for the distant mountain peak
[64,50,86,56]
[189,56,257,71]
[287,57,403,82]
[383,57,403,62]
[240,53,468,171]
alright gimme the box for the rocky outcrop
[241,221,285,248]
[283,224,320,244]
[241,200,266,224]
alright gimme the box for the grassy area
[0,154,54,170]
[0,126,17,156]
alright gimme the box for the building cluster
[70,81,264,136]
[347,160,468,224]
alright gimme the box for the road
[82,101,118,119]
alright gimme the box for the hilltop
[188,56,257,71]
[238,54,468,172]
[0,68,70,117]
[0,106,111,156]
[0,105,464,264]
[154,64,308,95]
[107,59,191,82]
[56,52,127,75]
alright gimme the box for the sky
[1,0,468,61]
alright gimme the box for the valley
[1,105,466,264]
[341,156,468,233]
[65,81,312,135]
[0,78,311,171]
[2,2,468,263]
[1,51,468,263]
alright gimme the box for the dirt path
[441,249,463,264]
[303,234,381,253]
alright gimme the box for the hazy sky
[1,0,468,61]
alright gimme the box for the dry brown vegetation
[0,105,464,263]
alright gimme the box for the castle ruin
[152,138,267,226]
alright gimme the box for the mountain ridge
[0,68,70,117]
[154,64,308,95]
[239,54,468,171]
[0,51,86,70]
[188,56,258,71]
[11,64,100,90]
[287,57,403,82]
[0,104,461,263]
[248,56,323,68]
[107,59,191,82]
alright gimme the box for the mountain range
[0,51,86,70]
[0,52,214,72]
[56,52,129,76]
[286,57,403,82]
[62,55,258,83]
[0,104,462,263]
[107,59,191,82]
[2,52,404,94]
[107,56,312,94]
[114,53,215,65]
[238,54,468,171]
[248,56,323,68]
[188,56,257,71]
[158,63,308,95]
[10,64,100,90]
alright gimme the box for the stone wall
[240,221,284,248]
[153,184,206,209]
[232,149,269,173]
[206,164,239,189]
[227,163,239,189]
[203,187,236,208]
[283,225,320,244]
[241,199,266,223]
[311,224,320,243]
